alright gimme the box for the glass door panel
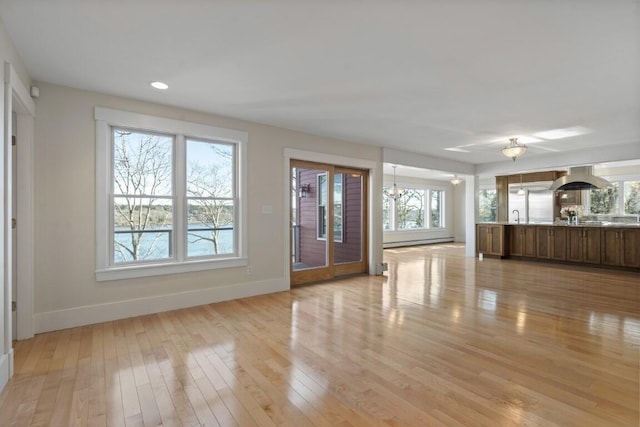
[333,169,367,276]
[291,162,331,284]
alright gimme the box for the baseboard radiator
[383,237,454,249]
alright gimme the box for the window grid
[587,180,640,216]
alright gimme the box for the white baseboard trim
[34,278,288,334]
[8,348,13,377]
[383,237,454,248]
[0,352,10,393]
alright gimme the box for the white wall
[32,82,382,333]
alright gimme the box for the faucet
[512,209,520,224]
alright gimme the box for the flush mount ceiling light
[385,165,405,200]
[150,81,169,90]
[451,175,463,185]
[501,137,527,161]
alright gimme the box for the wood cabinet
[550,227,567,261]
[567,227,601,264]
[509,225,537,257]
[477,223,639,270]
[477,224,507,257]
[495,176,509,222]
[558,190,581,205]
[536,226,566,260]
[602,228,640,268]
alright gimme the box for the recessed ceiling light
[533,126,591,140]
[150,81,169,90]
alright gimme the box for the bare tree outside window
[112,129,173,263]
[431,190,444,228]
[186,140,235,256]
[382,190,392,230]
[396,189,425,229]
[97,108,246,280]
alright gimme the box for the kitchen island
[476,222,640,270]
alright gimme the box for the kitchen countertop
[478,221,640,228]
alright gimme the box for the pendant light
[451,175,463,185]
[385,165,404,200]
[517,174,526,195]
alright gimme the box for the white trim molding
[0,353,9,392]
[35,277,287,333]
[2,62,36,392]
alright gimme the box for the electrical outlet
[247,266,253,274]
[380,262,388,272]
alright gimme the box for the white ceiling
[1,1,639,165]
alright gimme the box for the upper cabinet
[558,190,581,205]
[496,171,566,222]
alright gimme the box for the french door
[290,160,368,285]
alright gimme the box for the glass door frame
[290,160,368,286]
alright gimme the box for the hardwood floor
[1,243,638,426]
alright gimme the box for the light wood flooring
[0,243,638,426]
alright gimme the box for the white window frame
[429,188,445,228]
[585,179,640,217]
[95,107,248,281]
[383,181,448,231]
[317,172,328,240]
[333,173,344,243]
[395,187,426,231]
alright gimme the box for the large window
[112,129,174,263]
[588,180,639,216]
[478,189,497,222]
[624,181,640,214]
[383,185,446,231]
[95,107,247,280]
[396,188,425,229]
[431,190,444,228]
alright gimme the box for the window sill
[96,257,248,282]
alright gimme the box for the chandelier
[501,137,527,161]
[451,175,463,185]
[385,165,404,200]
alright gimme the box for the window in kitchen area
[478,188,497,222]
[587,180,640,216]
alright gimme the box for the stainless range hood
[549,166,611,191]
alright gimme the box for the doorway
[290,160,368,285]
